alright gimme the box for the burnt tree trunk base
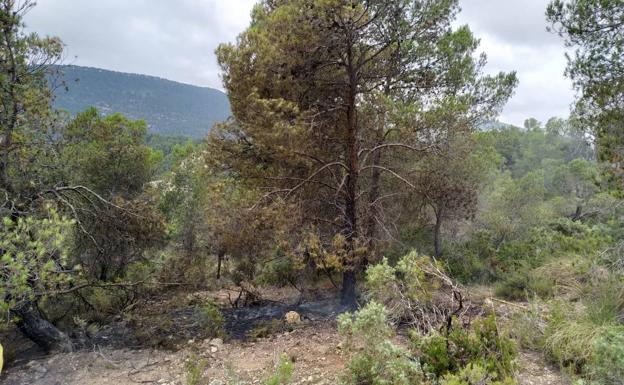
[341,270,357,307]
[14,306,73,353]
[216,252,223,280]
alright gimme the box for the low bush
[543,276,624,380]
[184,353,208,385]
[198,300,225,338]
[249,319,285,340]
[590,328,624,385]
[264,353,294,385]
[339,300,517,385]
[256,255,299,288]
[412,315,516,382]
[338,301,423,385]
[440,363,516,385]
[365,251,466,332]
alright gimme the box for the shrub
[264,353,294,385]
[184,353,207,385]
[339,301,517,385]
[198,300,225,338]
[440,363,516,385]
[591,328,624,385]
[256,255,298,288]
[543,278,624,377]
[365,251,461,332]
[412,315,516,381]
[338,301,423,385]
[249,319,285,340]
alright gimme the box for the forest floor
[0,287,571,385]
[0,325,570,385]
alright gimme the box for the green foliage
[339,300,517,385]
[365,251,447,325]
[494,263,553,301]
[412,315,516,381]
[256,254,298,288]
[542,273,624,378]
[198,300,225,339]
[440,363,515,385]
[249,319,285,340]
[62,107,156,198]
[264,353,294,385]
[0,209,76,320]
[184,353,208,385]
[547,0,624,173]
[591,329,624,385]
[338,302,423,385]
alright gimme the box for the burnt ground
[0,287,571,385]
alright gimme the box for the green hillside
[52,65,230,138]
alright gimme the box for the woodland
[1,1,623,384]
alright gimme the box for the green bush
[543,278,624,378]
[198,300,225,338]
[338,301,423,385]
[249,319,285,339]
[339,301,517,385]
[412,315,516,381]
[184,353,207,385]
[493,262,556,301]
[440,363,516,385]
[264,353,294,385]
[256,254,298,288]
[591,328,624,385]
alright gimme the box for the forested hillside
[52,65,230,138]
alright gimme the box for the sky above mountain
[25,0,574,126]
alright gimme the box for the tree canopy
[212,0,517,303]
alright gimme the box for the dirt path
[517,351,571,385]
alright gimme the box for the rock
[285,311,301,324]
[210,346,218,353]
[33,365,47,374]
[209,338,223,348]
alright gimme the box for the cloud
[24,0,574,127]
[458,0,561,47]
[457,0,575,125]
[24,0,257,88]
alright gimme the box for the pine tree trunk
[216,252,223,280]
[434,207,443,258]
[342,65,359,307]
[341,270,357,307]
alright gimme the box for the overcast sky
[24,0,575,126]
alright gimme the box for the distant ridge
[52,65,230,138]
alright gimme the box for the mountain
[52,65,230,138]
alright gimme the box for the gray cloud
[25,0,256,88]
[25,0,574,127]
[457,0,575,125]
